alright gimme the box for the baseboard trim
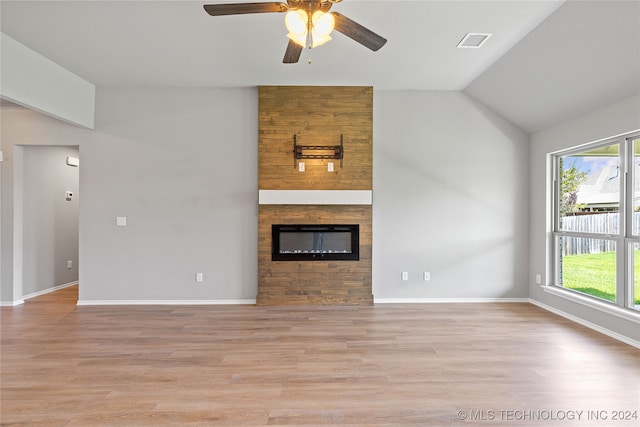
[22,281,78,301]
[0,299,25,307]
[374,298,529,304]
[1,281,78,306]
[540,284,640,323]
[529,298,640,349]
[77,299,257,306]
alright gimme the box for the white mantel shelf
[258,190,372,205]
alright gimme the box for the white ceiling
[1,1,638,133]
[466,0,640,133]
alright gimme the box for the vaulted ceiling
[1,1,638,133]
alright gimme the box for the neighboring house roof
[577,163,640,206]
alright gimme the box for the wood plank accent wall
[258,86,373,305]
[257,205,372,306]
[259,86,372,190]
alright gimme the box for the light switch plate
[298,162,305,172]
[116,216,127,226]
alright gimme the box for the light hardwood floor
[1,286,639,426]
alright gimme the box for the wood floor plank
[1,285,639,426]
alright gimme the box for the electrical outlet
[67,260,73,269]
[196,273,203,283]
[423,272,431,281]
[535,274,542,285]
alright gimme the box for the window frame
[548,131,640,321]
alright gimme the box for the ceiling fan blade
[332,12,387,52]
[283,39,303,64]
[203,2,288,16]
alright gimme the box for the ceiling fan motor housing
[288,0,334,14]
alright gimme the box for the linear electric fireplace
[272,224,359,261]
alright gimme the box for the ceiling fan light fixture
[287,31,308,48]
[310,29,332,48]
[285,9,308,35]
[285,9,308,48]
[312,11,335,37]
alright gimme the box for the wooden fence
[560,212,636,255]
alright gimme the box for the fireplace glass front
[272,224,359,261]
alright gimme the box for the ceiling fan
[203,0,387,63]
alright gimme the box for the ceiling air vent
[457,33,492,48]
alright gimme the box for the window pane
[558,236,616,303]
[632,243,640,311]
[559,144,620,233]
[633,138,640,235]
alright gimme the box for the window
[551,132,640,314]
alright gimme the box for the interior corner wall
[22,146,79,296]
[372,91,530,300]
[529,94,640,342]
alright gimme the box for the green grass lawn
[561,251,640,304]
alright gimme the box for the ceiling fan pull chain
[306,15,313,49]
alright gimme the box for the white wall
[22,146,79,296]
[1,88,258,303]
[373,91,530,300]
[81,88,259,302]
[3,88,530,304]
[529,94,640,343]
